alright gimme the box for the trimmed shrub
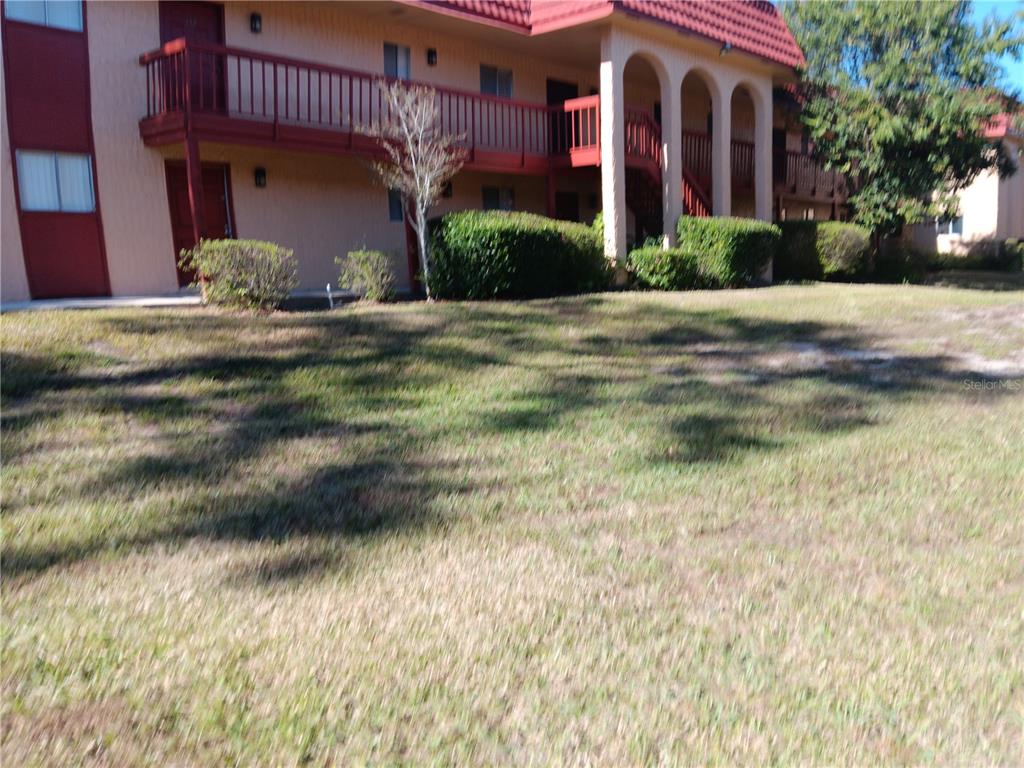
[1002,239,1024,271]
[775,221,871,281]
[929,238,1024,272]
[628,246,705,290]
[817,222,871,280]
[676,216,780,287]
[874,239,930,283]
[180,239,298,310]
[337,248,396,302]
[775,221,821,281]
[428,210,611,299]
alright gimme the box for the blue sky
[971,0,1024,92]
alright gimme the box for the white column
[600,31,627,262]
[711,84,731,217]
[661,72,683,246]
[754,82,772,221]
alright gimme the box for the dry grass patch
[3,281,1023,765]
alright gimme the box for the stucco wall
[88,1,179,295]
[1,31,30,303]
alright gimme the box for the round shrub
[428,211,610,300]
[775,221,871,282]
[628,246,707,290]
[676,216,780,287]
[817,222,870,280]
[180,239,298,310]
[775,221,823,281]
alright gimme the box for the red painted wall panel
[17,213,108,298]
[2,7,111,298]
[3,21,91,152]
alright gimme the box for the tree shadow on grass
[3,298,1021,582]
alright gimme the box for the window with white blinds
[15,151,95,213]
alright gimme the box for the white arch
[731,79,773,221]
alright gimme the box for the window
[5,0,83,31]
[936,216,963,236]
[383,43,411,80]
[803,207,815,221]
[387,189,404,222]
[482,186,514,211]
[480,65,513,98]
[15,151,94,212]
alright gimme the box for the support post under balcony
[184,135,206,246]
[661,74,683,246]
[599,31,627,263]
[712,91,731,217]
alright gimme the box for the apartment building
[1,0,845,301]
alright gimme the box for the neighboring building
[1,0,844,302]
[909,112,1024,256]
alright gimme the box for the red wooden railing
[141,39,555,159]
[682,130,712,193]
[682,168,711,217]
[552,95,599,157]
[624,107,661,169]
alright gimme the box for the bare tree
[365,80,467,299]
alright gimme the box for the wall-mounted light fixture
[254,167,267,187]
[426,48,437,66]
[719,42,732,56]
[250,13,262,33]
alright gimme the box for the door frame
[163,159,237,286]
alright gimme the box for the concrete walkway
[1,293,202,313]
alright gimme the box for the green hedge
[676,216,780,287]
[928,238,1024,273]
[628,246,705,290]
[775,221,871,282]
[427,211,610,299]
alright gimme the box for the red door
[159,1,225,112]
[165,162,234,287]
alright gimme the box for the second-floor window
[936,216,963,236]
[480,65,513,99]
[384,43,411,80]
[4,0,83,31]
[15,150,95,213]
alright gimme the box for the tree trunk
[415,206,431,301]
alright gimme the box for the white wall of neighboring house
[910,134,1023,255]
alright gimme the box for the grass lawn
[2,280,1023,765]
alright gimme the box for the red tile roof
[408,0,805,69]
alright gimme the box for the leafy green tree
[782,0,1022,234]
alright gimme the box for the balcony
[139,39,844,206]
[139,38,596,175]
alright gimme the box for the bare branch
[362,81,467,299]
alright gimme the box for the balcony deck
[139,39,844,204]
